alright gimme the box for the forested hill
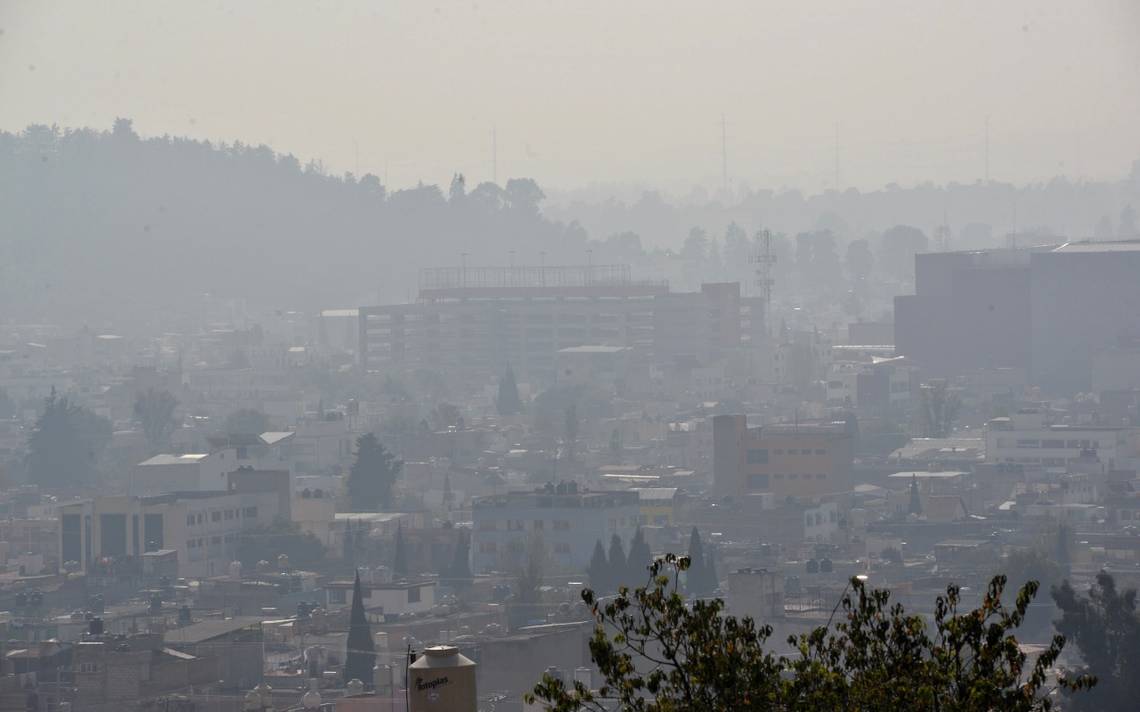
[0,120,588,331]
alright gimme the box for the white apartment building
[984,410,1140,468]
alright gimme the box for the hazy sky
[2,0,1138,194]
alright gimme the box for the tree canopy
[27,389,112,488]
[496,364,523,416]
[1052,571,1138,711]
[134,388,179,451]
[529,555,1093,711]
[346,433,402,511]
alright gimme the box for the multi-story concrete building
[471,484,640,572]
[895,240,1140,394]
[59,485,286,578]
[983,409,1140,468]
[359,265,663,382]
[358,266,764,384]
[712,415,856,499]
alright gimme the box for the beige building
[59,487,285,578]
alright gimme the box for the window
[748,473,769,489]
[196,514,204,524]
[789,473,798,479]
[553,520,571,530]
[814,449,826,455]
[243,506,258,519]
[773,449,784,455]
[554,542,571,554]
[1042,439,1065,449]
[79,663,97,674]
[225,509,234,520]
[479,542,497,553]
[816,473,826,479]
[746,448,769,464]
[186,515,195,527]
[533,520,544,530]
[774,473,785,480]
[329,588,346,604]
[801,449,812,455]
[1016,439,1040,448]
[479,520,498,531]
[211,511,222,522]
[407,586,421,604]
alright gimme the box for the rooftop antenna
[721,114,728,198]
[492,127,498,184]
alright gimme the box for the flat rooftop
[1051,240,1140,253]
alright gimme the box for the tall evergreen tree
[447,530,473,590]
[587,540,610,593]
[626,527,651,585]
[686,527,715,597]
[392,523,409,578]
[133,388,179,452]
[607,534,628,591]
[346,433,402,511]
[343,519,356,562]
[496,364,522,416]
[28,387,112,488]
[908,474,923,516]
[344,571,376,686]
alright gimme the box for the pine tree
[588,540,610,593]
[686,527,715,597]
[908,474,923,516]
[392,523,408,578]
[343,519,356,563]
[497,364,522,416]
[347,433,402,511]
[344,571,376,685]
[627,527,651,586]
[447,530,472,590]
[607,534,628,591]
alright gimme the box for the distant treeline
[2,120,1137,331]
[0,120,589,330]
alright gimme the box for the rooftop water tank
[408,645,477,712]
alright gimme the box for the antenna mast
[751,229,776,336]
[721,114,728,197]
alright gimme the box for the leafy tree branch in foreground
[529,554,1094,712]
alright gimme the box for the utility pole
[492,127,498,184]
[834,122,840,191]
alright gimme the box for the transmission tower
[750,229,776,336]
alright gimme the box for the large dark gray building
[895,240,1140,394]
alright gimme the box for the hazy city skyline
[2,0,1138,194]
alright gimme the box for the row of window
[748,473,829,489]
[479,516,634,532]
[993,438,1102,450]
[479,541,572,555]
[746,448,828,464]
[186,506,257,527]
[187,533,238,550]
